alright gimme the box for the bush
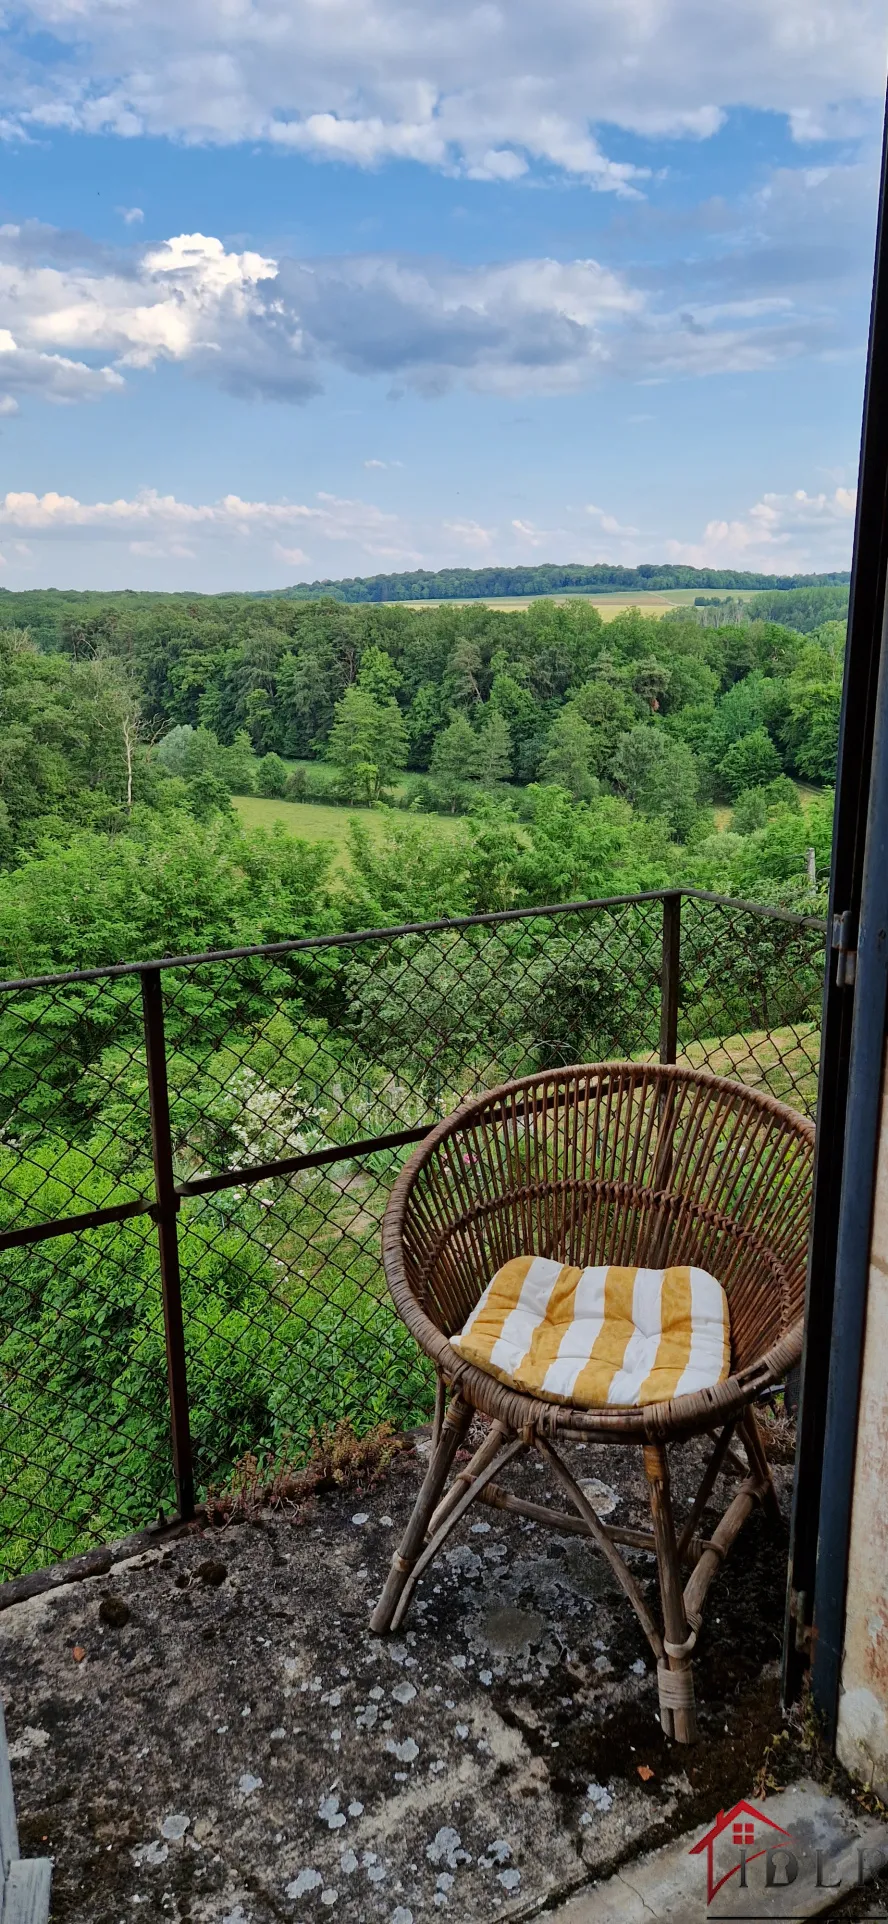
[732,787,769,835]
[257,753,289,798]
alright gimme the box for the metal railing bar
[678,888,826,933]
[0,1197,153,1251]
[176,1123,434,1197]
[0,891,673,993]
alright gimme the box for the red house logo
[689,1800,795,1904]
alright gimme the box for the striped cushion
[451,1254,731,1408]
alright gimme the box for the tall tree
[538,708,597,801]
[430,716,478,810]
[326,685,408,803]
[473,709,513,785]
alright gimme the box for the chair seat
[450,1254,731,1408]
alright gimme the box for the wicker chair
[371,1062,814,1742]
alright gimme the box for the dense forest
[0,583,844,977]
[0,583,842,1569]
[253,563,851,603]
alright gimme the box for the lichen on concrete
[0,1432,792,1922]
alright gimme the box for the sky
[0,0,885,591]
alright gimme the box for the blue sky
[0,0,885,589]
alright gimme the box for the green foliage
[326,685,409,804]
[257,752,289,798]
[719,728,782,798]
[732,787,769,834]
[429,715,478,809]
[0,810,334,977]
[247,564,849,603]
[538,707,598,801]
[472,708,513,785]
[782,629,844,782]
[611,725,700,841]
[0,582,847,1576]
[746,585,850,631]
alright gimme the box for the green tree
[472,709,513,785]
[732,787,769,835]
[611,725,700,842]
[326,685,408,804]
[782,631,844,782]
[570,679,640,777]
[430,716,479,810]
[219,730,257,795]
[538,708,597,801]
[155,724,195,777]
[357,645,403,704]
[719,727,782,798]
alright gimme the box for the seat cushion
[450,1254,731,1408]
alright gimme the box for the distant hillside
[256,563,852,604]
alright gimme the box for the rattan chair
[370,1062,814,1742]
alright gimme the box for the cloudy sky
[0,0,884,589]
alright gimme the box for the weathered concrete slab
[1,1858,53,1924]
[546,1780,888,1922]
[0,1433,797,1923]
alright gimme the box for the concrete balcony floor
[0,1426,793,1923]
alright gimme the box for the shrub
[257,753,289,798]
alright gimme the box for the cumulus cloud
[0,480,856,586]
[0,182,864,412]
[0,486,424,566]
[2,0,884,184]
[665,486,857,572]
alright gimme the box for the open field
[396,587,759,616]
[234,793,463,856]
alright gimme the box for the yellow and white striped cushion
[451,1254,731,1408]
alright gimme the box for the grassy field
[234,793,463,857]
[397,588,758,618]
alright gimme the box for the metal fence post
[659,892,681,1065]
[141,967,195,1522]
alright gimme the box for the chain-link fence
[0,890,826,1580]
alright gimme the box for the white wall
[836,1038,888,1791]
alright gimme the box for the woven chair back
[393,1064,814,1383]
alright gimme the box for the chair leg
[644,1443,698,1744]
[740,1406,781,1527]
[430,1370,447,1454]
[370,1395,472,1634]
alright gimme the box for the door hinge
[790,1587,812,1656]
[832,909,858,988]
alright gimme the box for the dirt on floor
[0,1425,844,1924]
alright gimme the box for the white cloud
[2,0,884,185]
[117,206,144,225]
[443,518,496,551]
[587,502,640,538]
[0,486,419,562]
[0,188,863,413]
[665,486,857,571]
[0,479,857,587]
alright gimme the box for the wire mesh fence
[0,890,826,1580]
